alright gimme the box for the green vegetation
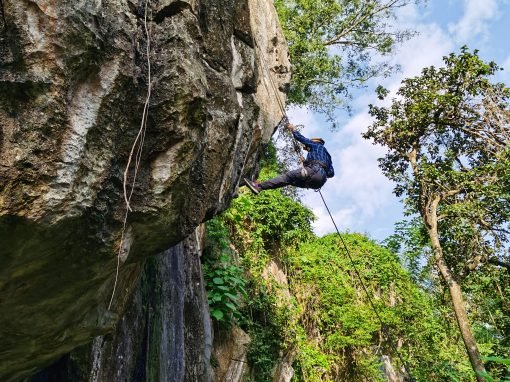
[203,184,488,380]
[244,287,289,381]
[289,234,423,381]
[386,218,510,381]
[274,0,418,119]
[479,358,510,382]
[202,219,248,325]
[202,141,510,381]
[364,47,510,380]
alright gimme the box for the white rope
[108,0,152,311]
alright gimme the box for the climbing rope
[318,190,415,381]
[254,31,415,381]
[253,36,287,118]
[253,37,307,177]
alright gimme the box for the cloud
[285,105,322,136]
[329,114,393,212]
[298,110,397,237]
[308,203,356,236]
[286,0,506,240]
[448,0,500,43]
[393,23,454,79]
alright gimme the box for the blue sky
[284,0,510,241]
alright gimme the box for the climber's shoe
[243,178,262,195]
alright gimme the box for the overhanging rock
[0,0,289,379]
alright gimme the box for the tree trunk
[424,199,486,382]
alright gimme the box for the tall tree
[274,0,418,119]
[364,48,510,381]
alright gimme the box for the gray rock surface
[0,0,289,379]
[27,227,213,382]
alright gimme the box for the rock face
[212,327,251,382]
[0,0,289,379]
[28,227,214,382]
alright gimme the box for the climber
[244,123,334,194]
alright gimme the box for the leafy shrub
[203,219,248,326]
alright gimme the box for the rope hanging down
[254,33,415,381]
[108,0,152,311]
[253,38,305,168]
[318,191,415,381]
[253,36,287,118]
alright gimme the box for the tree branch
[324,0,403,46]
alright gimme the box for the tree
[364,47,510,381]
[274,0,418,119]
[386,218,510,380]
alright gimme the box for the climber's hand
[286,123,295,132]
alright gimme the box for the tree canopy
[365,47,510,275]
[275,0,418,119]
[364,47,510,381]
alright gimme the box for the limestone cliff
[0,0,289,379]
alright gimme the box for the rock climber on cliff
[244,123,334,194]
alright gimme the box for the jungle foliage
[203,219,248,325]
[386,218,510,381]
[201,144,510,381]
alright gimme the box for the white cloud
[448,0,499,43]
[393,23,454,79]
[298,110,397,237]
[284,0,506,240]
[285,105,322,136]
[308,203,356,236]
[394,1,424,24]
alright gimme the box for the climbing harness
[254,33,416,381]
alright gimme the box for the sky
[284,0,510,242]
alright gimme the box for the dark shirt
[293,131,335,178]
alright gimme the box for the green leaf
[483,357,510,366]
[224,292,238,300]
[211,310,224,321]
[212,277,224,285]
